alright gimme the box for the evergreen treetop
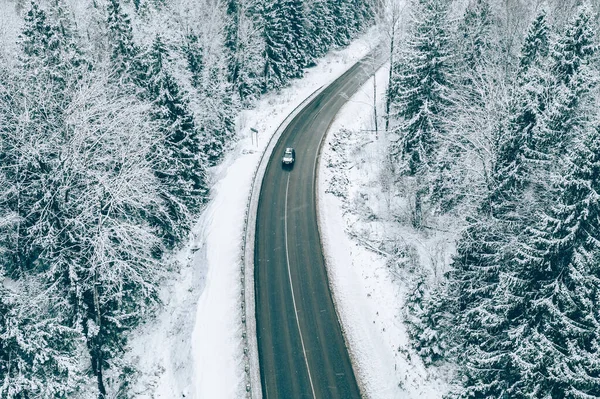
[390,0,454,175]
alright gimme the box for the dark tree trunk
[385,24,395,132]
[93,346,107,399]
[414,188,422,228]
[373,62,379,138]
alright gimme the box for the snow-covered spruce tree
[144,35,207,246]
[442,217,521,398]
[308,0,373,65]
[404,273,452,365]
[306,0,335,59]
[19,0,84,100]
[475,6,600,397]
[532,2,597,159]
[106,0,143,84]
[184,32,205,89]
[417,11,552,397]
[491,8,550,206]
[504,123,600,398]
[0,67,29,278]
[518,9,550,77]
[0,71,15,266]
[455,0,494,83]
[259,0,373,93]
[0,274,86,399]
[197,63,237,166]
[389,0,453,176]
[387,0,453,227]
[349,0,374,37]
[402,3,497,355]
[443,7,600,397]
[225,0,241,85]
[327,0,354,46]
[286,0,311,69]
[222,0,265,104]
[262,0,308,90]
[182,4,238,165]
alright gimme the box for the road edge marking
[284,174,317,399]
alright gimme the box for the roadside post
[251,127,258,147]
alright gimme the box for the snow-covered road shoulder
[317,65,450,399]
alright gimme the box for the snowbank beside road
[318,65,450,398]
[125,29,381,399]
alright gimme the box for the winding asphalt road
[254,49,387,399]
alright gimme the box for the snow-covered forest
[0,0,374,397]
[4,0,600,397]
[382,0,600,397]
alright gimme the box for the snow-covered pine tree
[285,0,311,69]
[0,274,86,399]
[327,0,353,46]
[435,11,554,397]
[106,0,143,84]
[388,0,453,176]
[184,32,205,88]
[145,35,207,245]
[306,0,335,59]
[349,0,374,37]
[533,2,597,159]
[507,122,600,398]
[262,0,304,90]
[456,0,494,81]
[491,8,550,209]
[225,0,241,85]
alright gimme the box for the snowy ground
[318,66,454,398]
[124,28,381,399]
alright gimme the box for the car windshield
[284,149,293,155]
